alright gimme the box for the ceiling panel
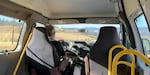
[10,0,118,18]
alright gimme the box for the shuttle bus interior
[0,0,150,75]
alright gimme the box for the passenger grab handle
[109,45,150,75]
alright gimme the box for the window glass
[0,15,25,51]
[135,14,150,58]
[53,24,120,44]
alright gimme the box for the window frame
[134,13,150,56]
[0,15,26,54]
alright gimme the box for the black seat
[90,27,121,68]
[88,27,128,75]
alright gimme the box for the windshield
[53,24,120,44]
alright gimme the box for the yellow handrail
[13,29,33,75]
[108,45,127,75]
[112,50,150,75]
[116,53,135,75]
[117,61,132,67]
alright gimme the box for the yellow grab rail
[13,29,33,75]
[117,61,133,67]
[108,45,127,75]
[111,50,150,75]
[116,53,135,75]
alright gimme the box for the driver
[46,25,66,60]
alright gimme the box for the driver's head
[46,25,55,40]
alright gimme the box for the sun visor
[86,18,119,24]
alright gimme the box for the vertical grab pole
[13,29,33,75]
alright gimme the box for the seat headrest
[35,27,50,42]
[36,27,46,33]
[90,26,120,68]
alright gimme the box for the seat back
[88,27,121,75]
[26,27,55,69]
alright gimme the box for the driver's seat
[26,27,57,75]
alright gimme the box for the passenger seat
[84,27,128,75]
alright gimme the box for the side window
[0,15,25,51]
[135,14,150,58]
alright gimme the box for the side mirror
[142,39,150,58]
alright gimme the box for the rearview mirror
[78,29,88,32]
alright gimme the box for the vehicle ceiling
[10,0,119,19]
